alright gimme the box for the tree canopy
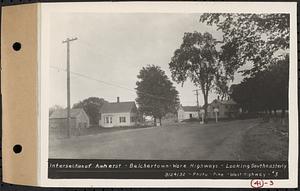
[136,65,179,124]
[169,32,226,119]
[199,13,289,75]
[73,97,108,125]
[231,55,289,115]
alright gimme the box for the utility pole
[62,37,78,138]
[193,89,201,120]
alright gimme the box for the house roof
[181,106,200,112]
[208,99,237,108]
[50,108,85,119]
[211,99,237,105]
[100,101,136,114]
[222,99,237,105]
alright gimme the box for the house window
[119,117,126,123]
[105,116,112,124]
[130,116,136,122]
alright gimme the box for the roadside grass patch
[72,124,152,136]
[241,120,288,161]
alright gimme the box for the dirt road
[49,119,260,160]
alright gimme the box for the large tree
[199,13,289,76]
[73,97,108,125]
[136,65,179,125]
[231,55,289,116]
[169,32,223,120]
[215,72,230,101]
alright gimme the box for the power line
[55,39,175,101]
[51,66,135,92]
[50,66,172,101]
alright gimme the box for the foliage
[169,31,225,119]
[49,105,64,116]
[136,65,180,124]
[215,71,230,100]
[199,13,289,75]
[73,97,108,125]
[231,55,289,114]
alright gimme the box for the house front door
[189,114,192,119]
[104,116,113,127]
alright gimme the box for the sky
[49,12,244,108]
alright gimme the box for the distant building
[177,105,200,122]
[207,99,239,119]
[49,108,90,129]
[99,97,138,128]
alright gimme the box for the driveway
[49,119,259,160]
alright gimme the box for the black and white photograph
[48,12,289,160]
[43,2,297,183]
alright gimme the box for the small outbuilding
[49,108,90,129]
[177,105,200,122]
[207,99,238,119]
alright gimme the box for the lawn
[50,124,153,139]
[239,120,288,161]
[79,124,152,136]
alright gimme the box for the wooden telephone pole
[62,37,78,138]
[193,89,201,119]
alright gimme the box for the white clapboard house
[99,97,138,127]
[177,105,200,122]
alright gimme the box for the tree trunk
[274,109,277,117]
[281,109,285,118]
[203,93,209,123]
[268,109,272,116]
[281,109,286,125]
[200,82,209,123]
[159,118,162,127]
[154,117,157,126]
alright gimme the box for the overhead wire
[50,65,173,101]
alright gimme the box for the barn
[207,99,239,119]
[177,105,200,122]
[49,108,90,129]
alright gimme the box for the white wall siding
[178,109,199,122]
[178,109,185,122]
[100,112,137,127]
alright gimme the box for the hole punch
[13,144,22,154]
[12,42,21,51]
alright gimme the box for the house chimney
[117,97,120,103]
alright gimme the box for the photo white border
[39,1,298,188]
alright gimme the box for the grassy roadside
[79,125,152,136]
[240,120,288,161]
